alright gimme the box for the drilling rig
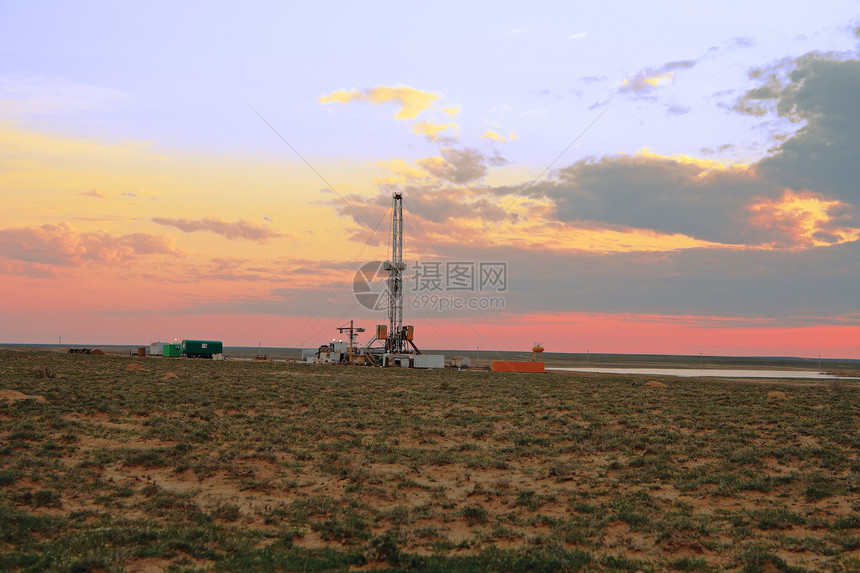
[383,192,420,356]
[385,191,406,352]
[311,191,442,368]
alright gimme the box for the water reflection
[549,368,854,379]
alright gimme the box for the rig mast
[384,192,406,353]
[314,190,427,366]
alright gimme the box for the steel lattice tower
[384,192,406,353]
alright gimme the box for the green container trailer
[181,340,223,358]
[163,344,181,357]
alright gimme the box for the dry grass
[0,349,858,572]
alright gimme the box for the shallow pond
[548,367,855,379]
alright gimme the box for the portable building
[413,354,445,369]
[181,340,223,358]
[163,344,181,357]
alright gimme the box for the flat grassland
[0,350,858,572]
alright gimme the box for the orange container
[491,360,545,373]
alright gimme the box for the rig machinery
[311,192,443,368]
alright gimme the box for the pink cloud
[79,189,108,198]
[0,223,181,271]
[151,217,287,243]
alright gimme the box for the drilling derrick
[384,192,406,353]
[314,190,437,367]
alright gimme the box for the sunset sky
[2,2,860,357]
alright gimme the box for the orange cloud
[372,158,428,186]
[481,130,518,143]
[635,147,748,171]
[481,130,507,142]
[319,86,440,120]
[316,88,363,105]
[411,120,457,141]
[749,190,860,247]
[416,156,449,175]
[342,184,729,254]
[442,106,460,118]
[434,216,727,253]
[508,221,725,253]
